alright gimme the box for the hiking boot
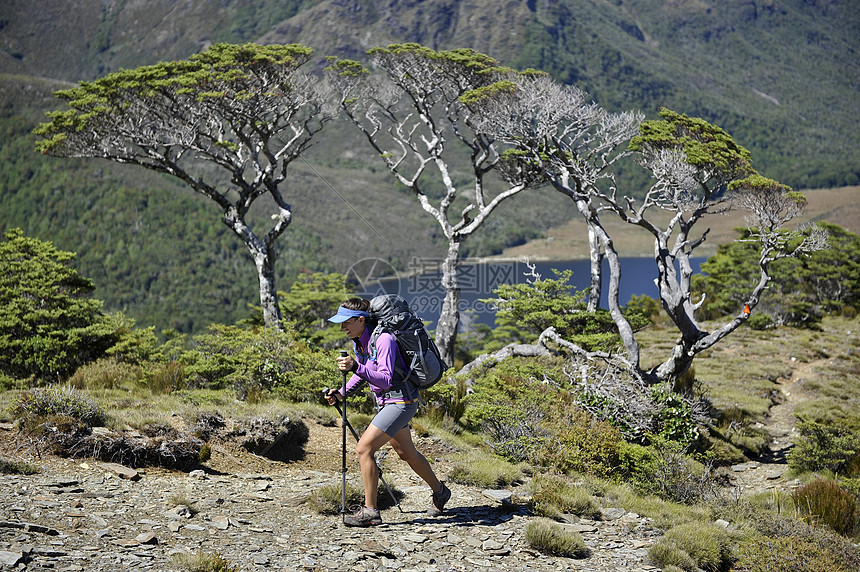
[343,506,382,527]
[427,482,451,516]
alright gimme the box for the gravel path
[1,422,665,571]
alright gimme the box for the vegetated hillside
[5,0,853,187]
[0,0,857,333]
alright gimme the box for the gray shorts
[371,401,419,438]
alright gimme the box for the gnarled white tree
[35,43,332,328]
[467,76,828,383]
[325,44,540,366]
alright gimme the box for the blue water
[365,257,705,331]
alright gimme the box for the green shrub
[792,478,859,536]
[652,383,699,446]
[461,356,624,476]
[103,316,162,364]
[11,385,107,427]
[486,269,645,351]
[0,229,120,382]
[649,522,733,572]
[635,439,718,504]
[626,294,662,324]
[0,371,22,392]
[550,407,622,477]
[275,271,350,349]
[530,473,600,520]
[460,356,565,460]
[180,324,337,400]
[617,441,658,485]
[747,312,775,330]
[789,420,860,475]
[524,517,588,558]
[421,375,467,423]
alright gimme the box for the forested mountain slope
[0,0,857,333]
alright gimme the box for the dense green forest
[0,0,857,333]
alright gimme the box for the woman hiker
[325,297,451,527]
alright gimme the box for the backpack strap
[369,326,410,383]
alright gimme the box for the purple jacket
[340,327,417,405]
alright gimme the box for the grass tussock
[525,517,589,558]
[68,357,144,391]
[648,521,735,572]
[166,494,198,514]
[170,551,241,572]
[447,449,525,488]
[308,482,363,515]
[0,458,39,474]
[307,480,403,514]
[733,535,856,572]
[12,385,107,427]
[792,478,860,537]
[530,473,600,520]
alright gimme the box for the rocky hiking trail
[0,422,662,572]
[0,356,815,572]
[724,356,815,497]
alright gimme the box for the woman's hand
[324,388,341,405]
[336,355,355,372]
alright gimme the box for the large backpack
[368,294,448,389]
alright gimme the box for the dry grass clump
[307,482,364,515]
[524,517,588,558]
[530,473,600,520]
[0,457,39,474]
[170,551,240,572]
[166,494,197,513]
[11,385,106,427]
[307,480,403,514]
[648,521,734,572]
[67,357,144,391]
[733,535,855,572]
[447,449,525,488]
[792,478,859,537]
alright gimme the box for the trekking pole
[323,388,403,513]
[339,350,348,522]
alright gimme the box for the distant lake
[364,257,705,331]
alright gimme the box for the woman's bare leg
[355,424,392,509]
[389,427,442,493]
